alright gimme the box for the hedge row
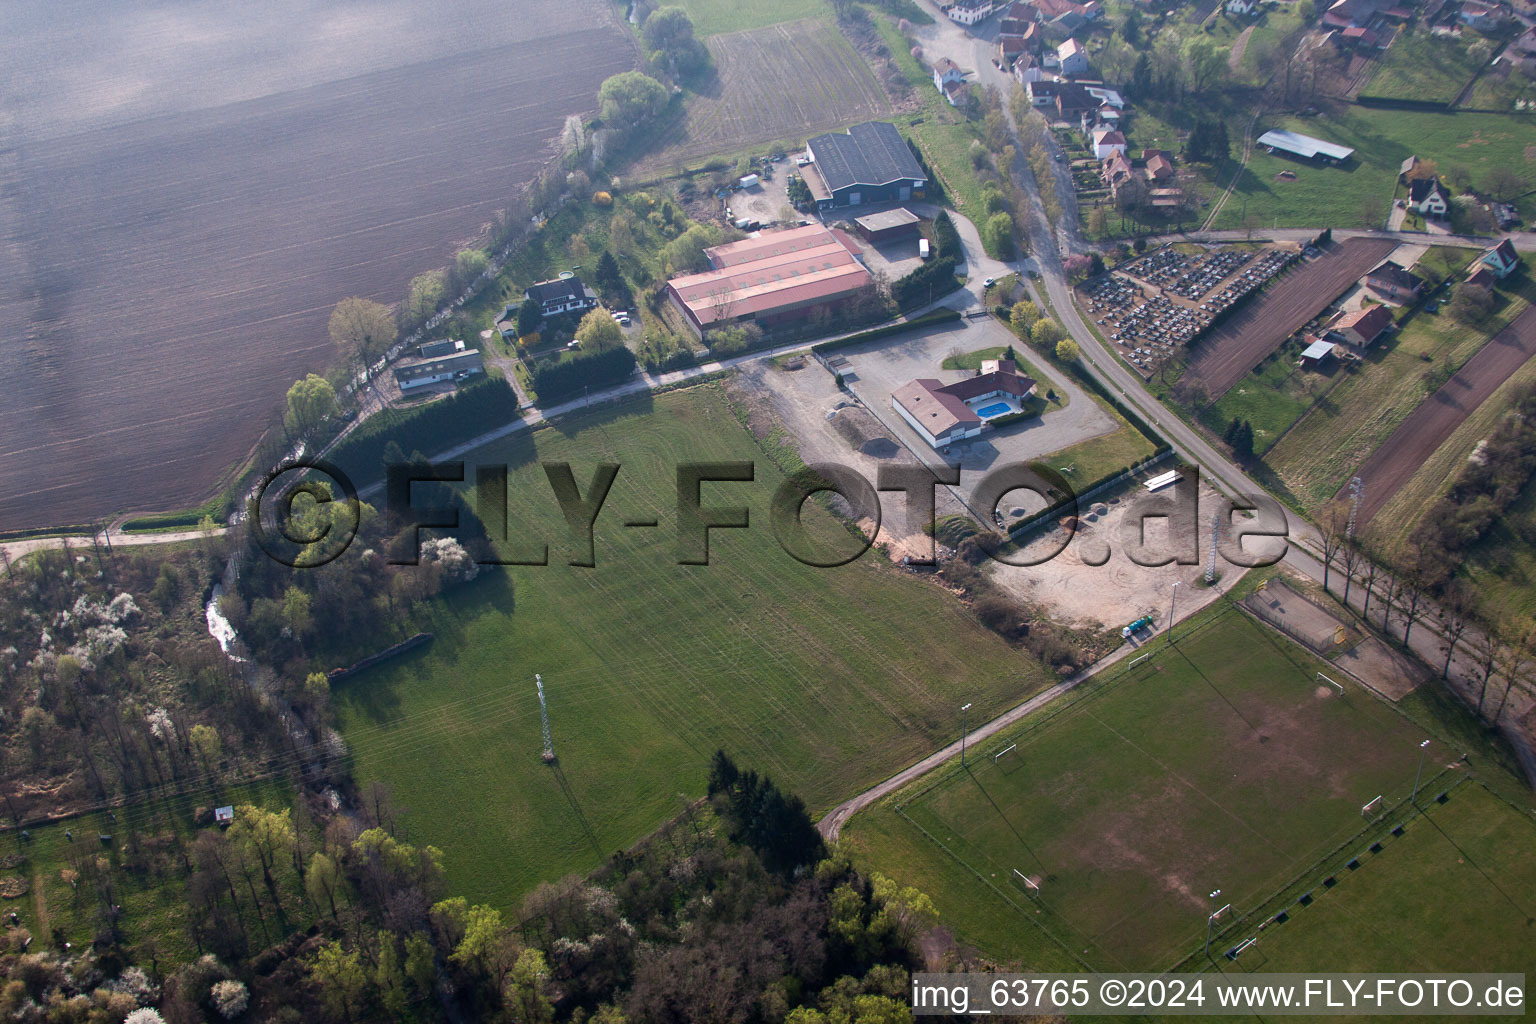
[327,376,522,484]
[811,308,962,355]
[892,256,961,310]
[531,345,638,402]
[1059,357,1168,453]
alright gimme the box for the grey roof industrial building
[803,122,927,210]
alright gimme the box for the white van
[919,238,931,260]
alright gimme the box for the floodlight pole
[1411,739,1431,806]
[961,703,972,767]
[1205,889,1225,961]
[1168,581,1182,645]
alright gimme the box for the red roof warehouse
[665,224,873,337]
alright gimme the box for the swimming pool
[975,401,1012,418]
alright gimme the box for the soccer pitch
[1228,780,1536,974]
[333,386,1055,908]
[898,603,1441,969]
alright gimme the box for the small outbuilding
[853,207,921,244]
[1301,338,1337,369]
[214,806,235,827]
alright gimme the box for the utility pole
[961,702,972,767]
[536,674,555,763]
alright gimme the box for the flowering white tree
[211,979,249,1019]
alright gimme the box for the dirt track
[1354,303,1536,525]
[1187,238,1398,397]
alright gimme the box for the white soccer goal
[1316,671,1344,695]
[994,743,1017,764]
[1013,868,1039,891]
[1361,795,1384,819]
[1130,652,1152,668]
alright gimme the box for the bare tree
[1359,554,1380,621]
[1399,570,1427,647]
[1470,623,1500,718]
[1438,586,1470,680]
[1320,509,1343,594]
[1340,541,1362,610]
[1490,620,1534,724]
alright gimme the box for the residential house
[1365,260,1426,301]
[1398,155,1422,184]
[1458,0,1508,29]
[1014,53,1045,83]
[1474,238,1520,279]
[1409,177,1451,218]
[1058,38,1089,74]
[1326,305,1394,348]
[525,275,598,319]
[943,79,972,106]
[393,348,485,391]
[932,57,966,95]
[1091,126,1128,159]
[1026,79,1062,106]
[418,338,467,358]
[999,3,1036,34]
[948,0,996,24]
[1000,34,1031,66]
[1144,150,1174,181]
[1101,151,1135,190]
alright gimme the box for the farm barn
[1256,128,1355,164]
[802,122,928,211]
[665,224,873,338]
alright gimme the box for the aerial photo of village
[1,0,1535,1018]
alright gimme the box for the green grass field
[665,0,832,37]
[1361,30,1487,106]
[850,602,1442,970]
[1228,782,1536,973]
[2,782,294,965]
[334,386,1055,910]
[1202,340,1335,457]
[1211,108,1536,230]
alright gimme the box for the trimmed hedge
[327,376,521,484]
[892,256,961,310]
[933,211,962,260]
[812,308,961,355]
[531,345,638,402]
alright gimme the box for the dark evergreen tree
[516,296,541,336]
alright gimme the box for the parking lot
[831,315,1117,518]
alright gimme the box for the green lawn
[1361,30,1488,106]
[1211,108,1536,231]
[665,0,832,37]
[334,386,1055,910]
[1267,262,1532,514]
[847,601,1451,971]
[1231,782,1536,974]
[1202,340,1336,457]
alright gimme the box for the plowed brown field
[0,1,634,530]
